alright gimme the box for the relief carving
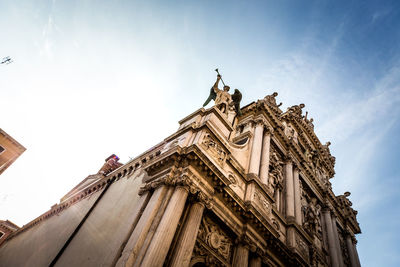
[302,197,322,239]
[295,235,310,260]
[253,190,272,215]
[202,133,227,165]
[282,121,298,144]
[268,151,284,197]
[197,216,233,261]
[190,241,225,267]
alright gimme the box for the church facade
[0,92,361,267]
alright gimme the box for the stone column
[233,243,249,267]
[285,158,295,218]
[259,127,272,184]
[353,241,361,267]
[331,215,345,267]
[276,189,281,211]
[249,256,262,267]
[248,120,264,176]
[170,201,205,267]
[116,185,169,267]
[293,166,302,225]
[345,234,358,267]
[139,186,189,267]
[322,208,339,267]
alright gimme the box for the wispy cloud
[371,8,392,24]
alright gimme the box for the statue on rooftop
[203,69,242,116]
[264,92,282,108]
[287,103,305,118]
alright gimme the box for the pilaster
[293,165,302,225]
[249,256,262,267]
[116,186,169,267]
[233,243,249,267]
[322,207,339,267]
[170,192,212,267]
[259,126,273,185]
[285,155,295,219]
[331,215,345,267]
[345,233,358,267]
[248,120,264,176]
[139,186,189,267]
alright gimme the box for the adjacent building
[0,92,361,267]
[0,128,26,175]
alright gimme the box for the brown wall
[0,130,25,175]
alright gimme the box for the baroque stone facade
[0,92,361,267]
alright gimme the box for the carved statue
[282,121,298,143]
[268,152,284,196]
[203,72,242,116]
[287,103,305,118]
[231,89,242,116]
[264,92,282,107]
[303,198,322,237]
[308,118,314,129]
[305,149,313,163]
[322,141,331,154]
[303,111,314,129]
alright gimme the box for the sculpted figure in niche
[268,152,284,196]
[311,150,321,169]
[303,198,322,237]
[305,149,314,163]
[282,121,298,144]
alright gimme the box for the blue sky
[1,0,400,266]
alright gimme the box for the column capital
[284,153,294,163]
[322,205,333,213]
[264,125,274,135]
[250,118,267,128]
[293,163,300,171]
[197,191,213,209]
[236,235,257,252]
[138,174,175,195]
